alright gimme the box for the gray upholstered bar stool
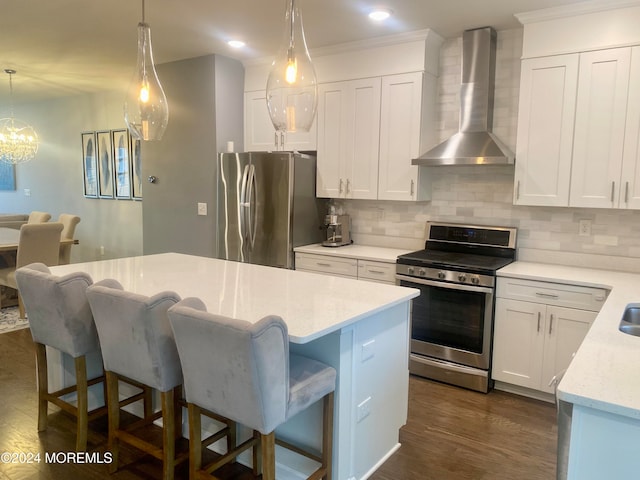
[14,263,151,452]
[168,298,337,480]
[86,280,186,480]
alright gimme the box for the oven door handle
[396,274,494,294]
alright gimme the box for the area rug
[0,307,29,334]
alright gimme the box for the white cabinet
[514,54,578,206]
[378,72,429,201]
[316,79,381,199]
[515,46,640,210]
[570,48,631,208]
[244,90,317,152]
[492,277,607,394]
[295,252,397,285]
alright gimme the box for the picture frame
[111,129,132,199]
[81,132,98,197]
[0,162,16,191]
[96,130,114,198]
[130,137,142,200]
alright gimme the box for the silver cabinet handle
[317,262,332,267]
[537,312,541,333]
[280,132,285,148]
[346,178,351,195]
[536,292,559,299]
[410,179,415,196]
[339,178,344,194]
[549,314,554,335]
[367,269,386,274]
[516,180,520,200]
[274,132,278,148]
[611,181,615,202]
[625,181,629,203]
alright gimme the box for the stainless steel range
[396,222,517,393]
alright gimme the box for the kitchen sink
[619,305,640,336]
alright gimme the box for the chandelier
[0,69,39,165]
[124,0,169,141]
[266,0,318,133]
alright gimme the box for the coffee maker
[322,213,352,247]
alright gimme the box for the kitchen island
[49,252,419,480]
[498,262,640,480]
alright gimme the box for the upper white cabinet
[378,72,428,201]
[569,48,631,208]
[514,54,578,206]
[244,90,317,152]
[316,78,381,199]
[515,4,640,210]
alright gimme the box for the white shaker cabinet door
[378,72,424,201]
[492,298,546,390]
[621,46,640,210]
[317,82,348,198]
[514,54,579,206]
[245,90,279,152]
[570,48,631,208]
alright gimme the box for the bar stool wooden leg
[161,389,176,480]
[188,403,202,480]
[74,356,89,451]
[106,371,120,474]
[173,385,182,440]
[35,343,48,432]
[323,392,335,480]
[261,431,276,480]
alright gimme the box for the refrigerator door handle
[245,165,258,251]
[239,164,250,260]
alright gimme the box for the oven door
[396,274,494,369]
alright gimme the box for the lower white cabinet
[295,252,396,285]
[492,278,607,394]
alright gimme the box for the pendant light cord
[4,69,15,119]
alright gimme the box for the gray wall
[0,91,143,262]
[142,54,244,257]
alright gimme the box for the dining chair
[168,298,336,480]
[14,263,152,452]
[58,214,81,265]
[27,211,51,223]
[86,279,188,480]
[0,222,63,317]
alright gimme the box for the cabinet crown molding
[516,0,640,24]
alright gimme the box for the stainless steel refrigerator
[217,151,325,269]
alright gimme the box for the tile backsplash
[333,28,640,268]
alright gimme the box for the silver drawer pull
[317,262,332,267]
[535,292,559,299]
[367,269,386,274]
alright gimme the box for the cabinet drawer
[357,260,396,284]
[497,277,608,312]
[295,253,357,277]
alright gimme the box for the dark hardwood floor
[0,327,557,479]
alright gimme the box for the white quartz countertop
[294,243,415,263]
[498,261,640,420]
[50,253,419,344]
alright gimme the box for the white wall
[0,91,143,262]
[335,28,640,270]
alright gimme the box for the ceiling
[0,0,587,105]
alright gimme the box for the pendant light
[0,69,39,165]
[124,0,169,141]
[266,0,317,133]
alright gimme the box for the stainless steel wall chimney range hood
[413,27,515,166]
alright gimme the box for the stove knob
[419,268,426,276]
[471,277,480,285]
[458,274,467,283]
[437,271,446,280]
[407,266,415,275]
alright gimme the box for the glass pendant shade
[124,21,169,141]
[266,0,317,133]
[0,70,38,165]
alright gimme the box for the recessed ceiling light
[369,8,392,21]
[227,40,246,48]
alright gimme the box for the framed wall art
[130,137,142,200]
[0,161,16,191]
[96,130,114,198]
[81,131,98,197]
[112,129,132,199]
